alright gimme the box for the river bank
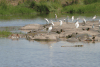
[0,0,100,16]
[14,20,100,43]
[0,14,100,43]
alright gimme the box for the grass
[62,2,100,14]
[0,0,37,16]
[29,1,62,13]
[0,31,12,37]
[84,0,100,5]
[0,0,62,15]
[0,0,100,16]
[0,5,37,16]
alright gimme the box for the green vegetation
[0,0,37,16]
[62,0,100,14]
[84,0,100,5]
[0,0,62,15]
[0,6,37,15]
[28,0,62,13]
[0,31,12,37]
[62,3,100,13]
[0,0,100,15]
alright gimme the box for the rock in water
[67,38,79,42]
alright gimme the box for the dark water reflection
[0,38,100,67]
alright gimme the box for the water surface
[0,13,100,67]
[0,38,100,67]
[0,13,100,27]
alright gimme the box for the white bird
[55,14,57,21]
[99,25,100,29]
[92,15,96,21]
[92,24,94,28]
[59,20,63,26]
[51,20,54,26]
[63,19,66,22]
[10,34,20,40]
[75,21,79,28]
[83,18,86,25]
[66,16,69,24]
[77,18,80,21]
[72,16,74,22]
[49,45,52,48]
[99,20,100,23]
[11,36,16,39]
[44,18,49,24]
[48,25,52,33]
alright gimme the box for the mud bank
[12,20,100,43]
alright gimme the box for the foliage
[0,4,36,15]
[62,2,100,14]
[0,0,7,10]
[0,0,100,15]
[29,1,62,13]
[0,31,12,37]
[29,1,36,8]
[35,2,50,13]
[0,0,62,15]
[84,0,100,5]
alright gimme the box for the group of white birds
[44,14,97,33]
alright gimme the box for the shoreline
[18,20,100,43]
[1,20,100,44]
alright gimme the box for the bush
[35,3,50,13]
[29,1,62,13]
[9,6,36,15]
[29,1,36,8]
[84,0,98,5]
[62,2,100,14]
[0,0,7,10]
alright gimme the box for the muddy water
[0,14,100,67]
